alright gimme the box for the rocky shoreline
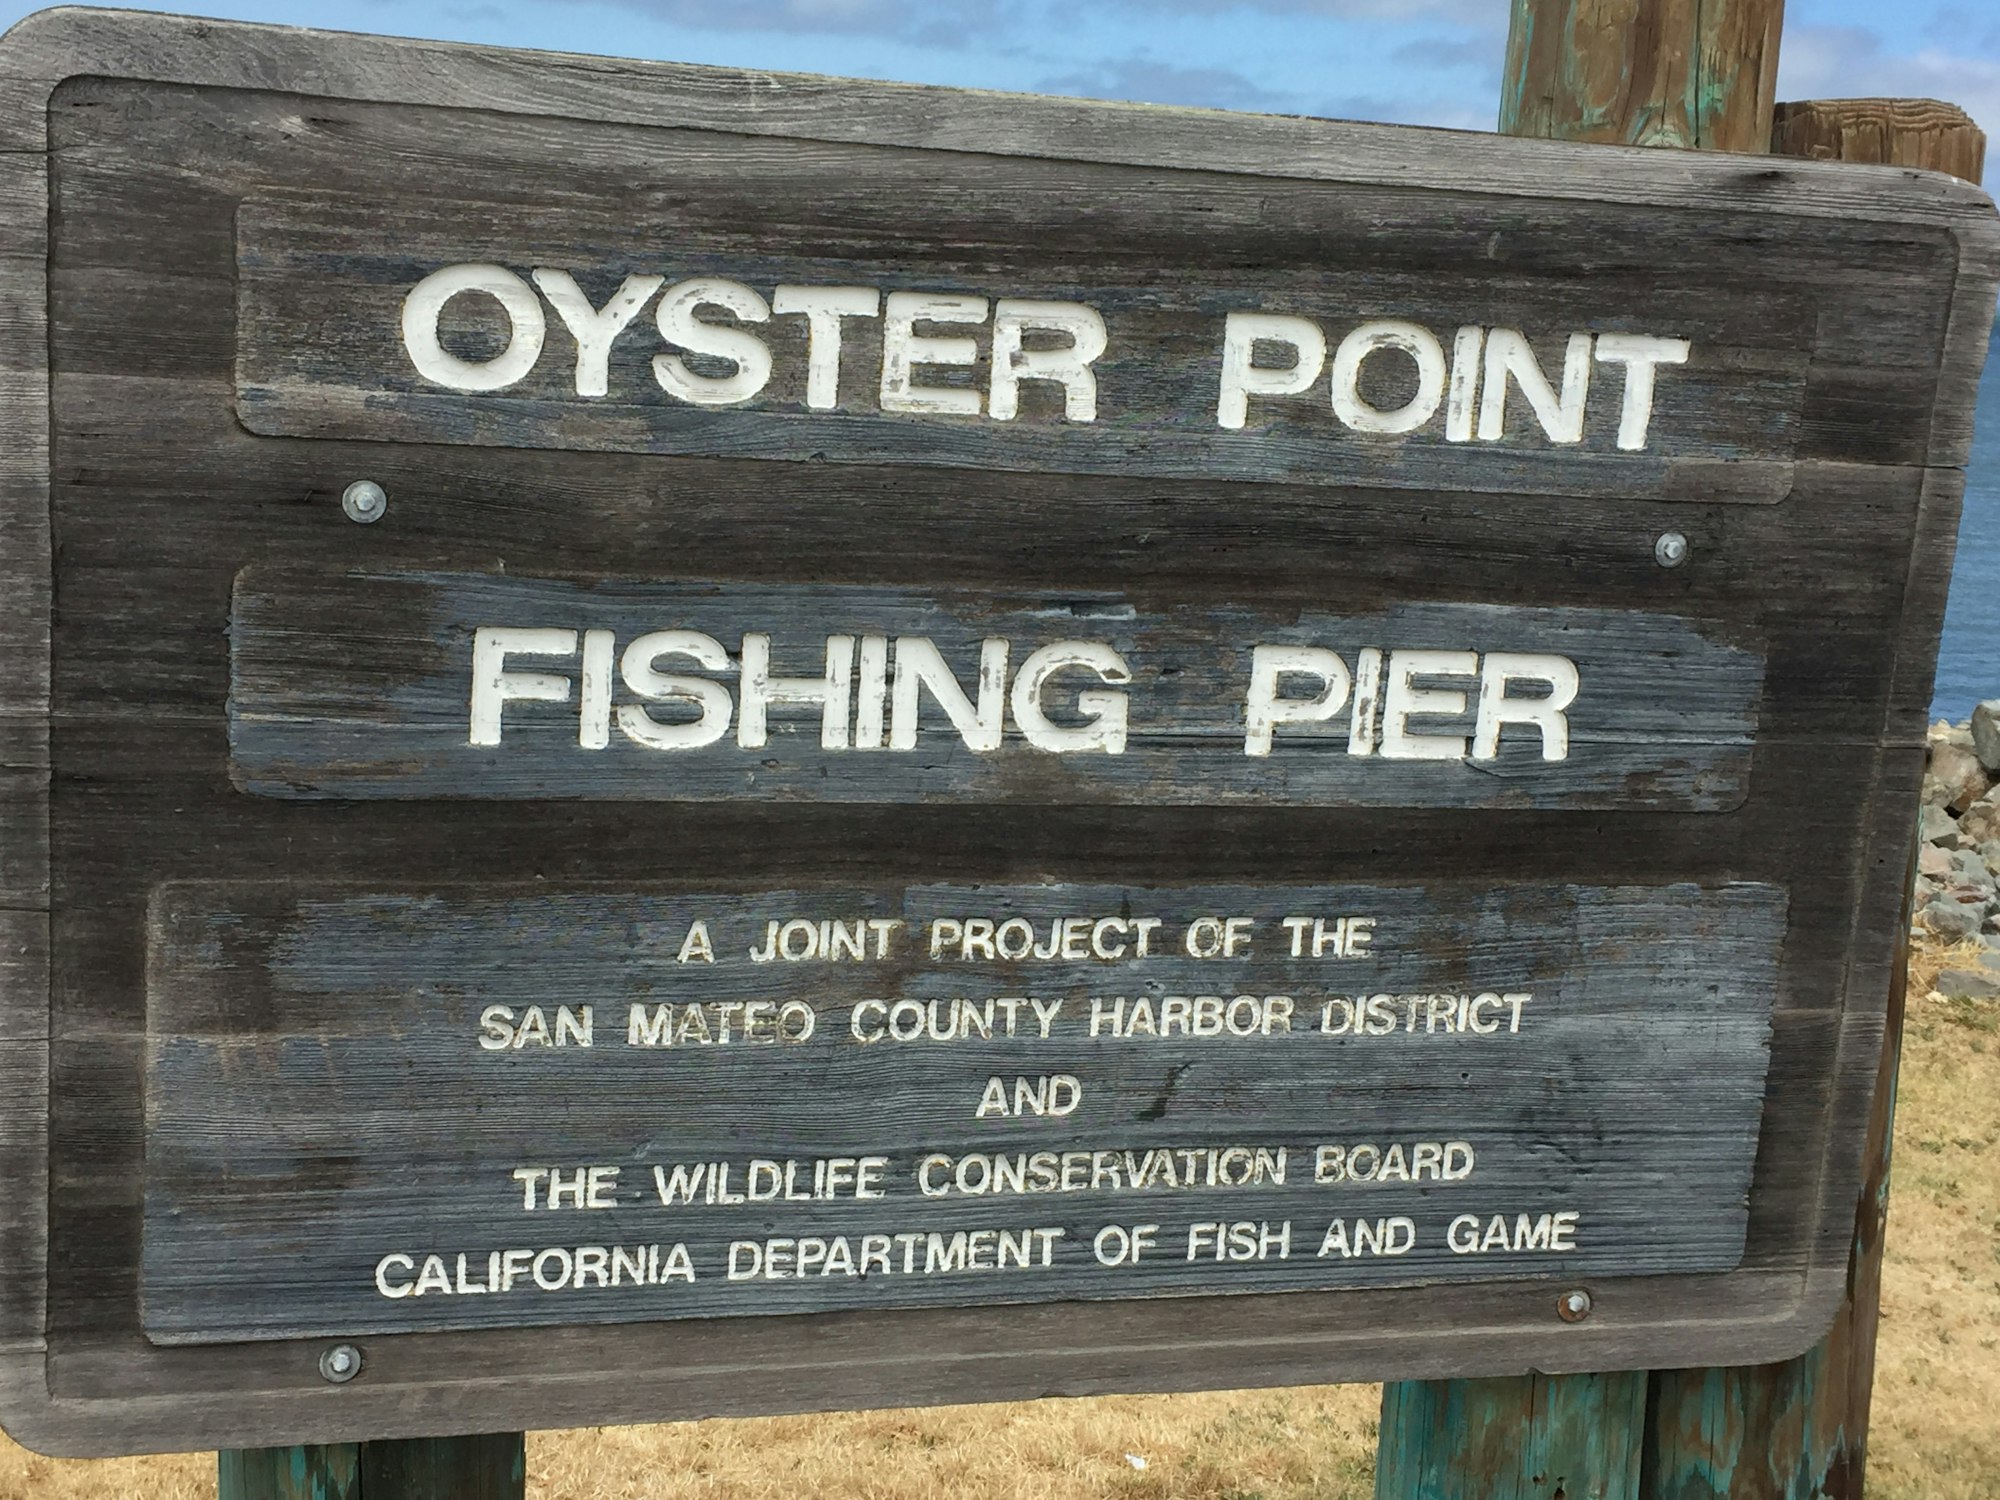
[1917,700,2000,998]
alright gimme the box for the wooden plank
[0,911,49,1351]
[227,571,1764,809]
[230,190,1816,501]
[0,721,49,908]
[139,879,1780,1343]
[0,95,51,1462]
[7,8,1987,236]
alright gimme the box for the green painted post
[1644,1352,1861,1499]
[219,1436,524,1499]
[218,1443,360,1499]
[1498,0,1782,152]
[1377,1373,1648,1500]
[359,1434,527,1497]
[1381,17,1990,1497]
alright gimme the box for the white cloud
[1124,0,1491,21]
[543,0,1016,41]
[1038,57,1282,111]
[1317,90,1492,131]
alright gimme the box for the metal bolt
[1557,1289,1593,1323]
[341,480,388,524]
[318,1343,363,1383]
[1653,531,1688,568]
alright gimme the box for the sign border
[0,3,1994,1454]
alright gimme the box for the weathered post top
[0,5,1993,1457]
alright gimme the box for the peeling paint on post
[1500,0,1783,151]
[1383,5,1993,1499]
[219,1437,523,1500]
[218,1444,360,1500]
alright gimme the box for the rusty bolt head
[1558,1289,1593,1323]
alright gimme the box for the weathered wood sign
[0,4,1993,1458]
[144,881,1781,1341]
[230,570,1763,807]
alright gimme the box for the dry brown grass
[530,1389,1377,1500]
[2,938,1994,1499]
[1863,939,2000,1500]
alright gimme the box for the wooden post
[1774,98,1986,182]
[219,1435,524,1499]
[1638,99,1983,1490]
[218,1445,358,1500]
[1377,1373,1648,1498]
[1377,4,1986,1495]
[1499,0,1782,151]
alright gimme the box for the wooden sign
[144,881,1780,1341]
[0,5,1993,1457]
[230,570,1762,807]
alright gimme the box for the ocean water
[1934,330,2000,718]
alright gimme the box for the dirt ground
[1,938,1992,1499]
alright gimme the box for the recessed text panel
[142,879,1781,1343]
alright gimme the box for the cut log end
[1772,98,1987,184]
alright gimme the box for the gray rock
[1982,839,2000,875]
[1937,965,2000,1000]
[1919,843,1954,880]
[1948,887,1998,918]
[1922,898,1984,940]
[1962,788,2000,847]
[1973,699,2000,772]
[1950,849,1998,891]
[1920,804,1962,848]
[1930,741,1995,813]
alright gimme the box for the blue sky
[5,0,1997,140]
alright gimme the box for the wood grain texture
[1644,1353,1862,1499]
[1377,1370,1649,1499]
[227,571,1764,809]
[0,1,1989,1459]
[13,7,1984,236]
[1773,98,1987,185]
[1619,104,1984,1500]
[1388,24,1992,1500]
[1501,0,1783,152]
[217,1436,524,1499]
[218,1444,360,1499]
[0,25,52,1444]
[0,913,48,1354]
[358,1435,524,1499]
[141,880,1780,1342]
[233,189,1813,501]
